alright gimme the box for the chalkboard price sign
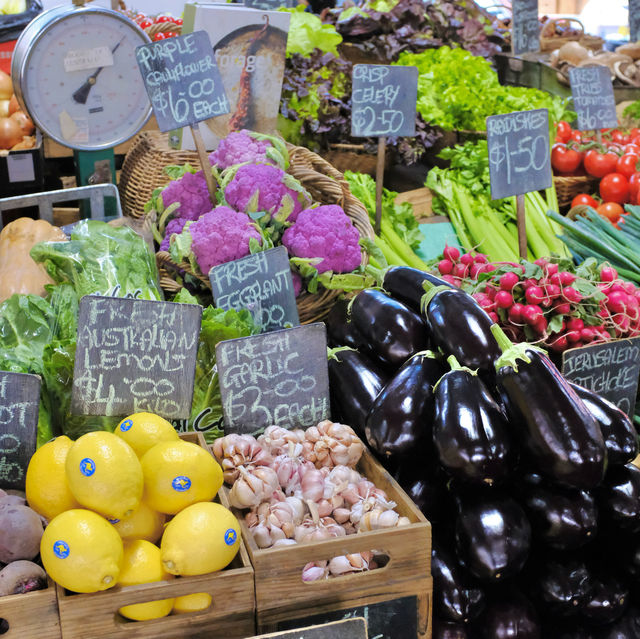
[0,371,40,490]
[209,246,299,333]
[351,64,418,138]
[72,296,202,420]
[136,30,230,132]
[216,323,330,434]
[562,337,640,417]
[277,596,418,639]
[252,618,367,639]
[631,0,640,43]
[487,108,552,200]
[569,66,618,131]
[512,0,540,55]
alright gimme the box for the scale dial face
[12,6,152,151]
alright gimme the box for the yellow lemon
[117,540,174,621]
[26,436,80,521]
[40,509,123,593]
[140,441,223,515]
[114,412,179,458]
[172,593,212,614]
[110,501,166,544]
[161,502,240,576]
[66,431,143,520]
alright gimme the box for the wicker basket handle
[541,17,585,39]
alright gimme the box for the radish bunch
[436,247,640,353]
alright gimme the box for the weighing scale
[10,2,152,217]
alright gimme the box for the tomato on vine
[616,153,639,179]
[551,143,582,173]
[597,202,624,224]
[599,173,630,204]
[556,121,572,143]
[571,193,599,209]
[584,149,619,178]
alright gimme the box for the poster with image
[175,3,290,150]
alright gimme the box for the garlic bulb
[258,426,305,456]
[294,502,347,544]
[212,433,272,484]
[303,421,364,469]
[302,561,328,582]
[328,552,374,576]
[273,441,315,495]
[357,508,410,532]
[229,465,280,509]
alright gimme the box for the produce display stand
[55,433,256,639]
[218,448,433,638]
[0,577,61,639]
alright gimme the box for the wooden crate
[0,578,61,639]
[55,432,256,639]
[220,448,432,638]
[395,188,433,223]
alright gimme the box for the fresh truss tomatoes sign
[486,108,552,200]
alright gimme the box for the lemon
[117,540,174,621]
[41,509,123,593]
[110,501,166,543]
[66,431,143,520]
[114,412,179,458]
[140,441,223,515]
[172,593,212,614]
[26,436,80,520]
[161,502,240,576]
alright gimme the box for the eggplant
[433,356,513,485]
[571,383,639,467]
[350,289,428,367]
[581,572,628,626]
[454,491,531,582]
[493,327,607,489]
[328,349,391,439]
[432,539,486,623]
[476,591,541,639]
[395,462,452,525]
[517,473,597,550]
[597,463,640,533]
[383,265,451,312]
[324,299,365,349]
[601,607,640,639]
[432,618,469,639]
[422,285,501,371]
[365,351,444,458]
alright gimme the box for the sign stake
[191,121,217,203]
[375,136,386,236]
[516,193,527,260]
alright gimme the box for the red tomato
[134,12,146,22]
[616,153,639,178]
[164,31,178,37]
[630,128,640,138]
[570,130,584,143]
[631,172,640,201]
[584,150,619,178]
[571,193,599,208]
[556,121,572,143]
[611,130,630,145]
[600,173,630,204]
[153,32,167,40]
[139,18,153,29]
[624,143,640,154]
[174,18,183,25]
[551,144,583,173]
[154,15,172,23]
[597,202,624,223]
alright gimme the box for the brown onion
[0,117,24,150]
[8,95,19,116]
[0,71,12,100]
[10,111,34,137]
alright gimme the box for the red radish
[525,286,545,305]
[469,263,483,279]
[487,311,499,323]
[499,272,519,291]
[438,260,454,275]
[508,303,525,323]
[563,287,583,303]
[566,330,581,343]
[443,246,460,262]
[546,284,561,299]
[460,253,474,266]
[550,336,569,353]
[580,327,596,342]
[494,291,513,309]
[554,302,571,315]
[534,316,548,334]
[442,275,457,285]
[522,305,543,325]
[566,318,585,332]
[453,263,469,278]
[600,265,618,282]
[534,258,549,268]
[474,254,488,264]
[559,272,576,286]
[544,263,559,277]
[606,291,628,313]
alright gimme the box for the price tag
[209,246,299,333]
[631,0,640,43]
[562,337,640,417]
[512,0,540,56]
[569,66,618,132]
[244,0,296,7]
[7,153,36,183]
[351,64,418,138]
[0,371,40,491]
[136,30,230,132]
[71,296,202,419]
[250,618,367,639]
[487,108,552,200]
[215,323,330,434]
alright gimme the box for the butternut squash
[0,217,67,303]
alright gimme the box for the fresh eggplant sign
[253,618,367,639]
[569,66,617,131]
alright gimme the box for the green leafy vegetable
[282,6,342,58]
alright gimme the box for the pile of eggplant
[326,266,640,639]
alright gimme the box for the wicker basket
[117,2,182,38]
[554,174,599,209]
[322,143,392,177]
[119,132,375,324]
[540,18,604,53]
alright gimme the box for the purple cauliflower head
[282,205,362,274]
[223,163,311,222]
[190,206,262,275]
[161,170,213,222]
[209,130,273,170]
[160,217,188,252]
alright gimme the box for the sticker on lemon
[141,441,223,515]
[65,431,143,520]
[161,501,240,576]
[110,501,166,544]
[114,412,179,458]
[26,436,80,521]
[117,540,174,621]
[41,509,123,593]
